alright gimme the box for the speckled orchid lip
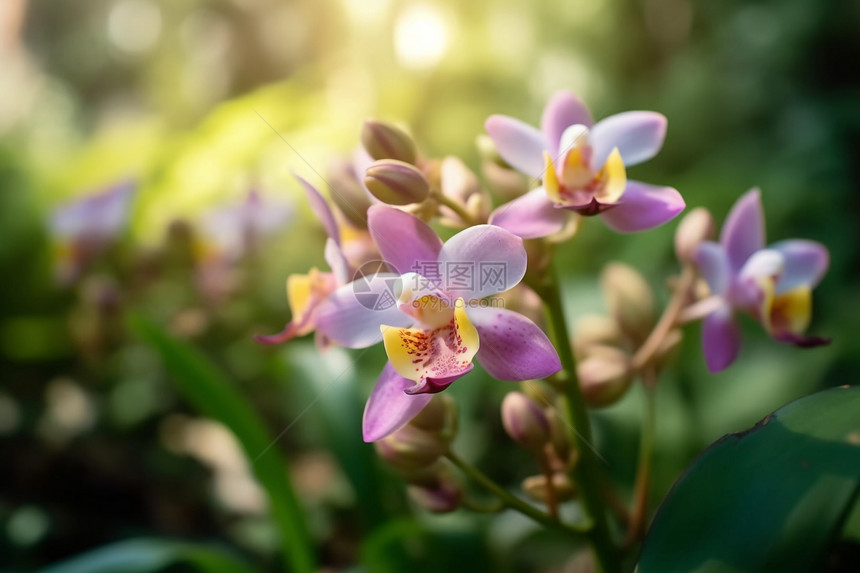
[694,189,830,372]
[484,90,685,238]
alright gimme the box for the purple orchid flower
[485,90,685,238]
[254,176,353,347]
[49,180,136,283]
[313,205,562,442]
[693,189,829,372]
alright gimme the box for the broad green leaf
[639,385,860,573]
[40,538,252,573]
[128,314,315,573]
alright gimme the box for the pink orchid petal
[590,111,667,168]
[295,174,340,246]
[770,239,829,294]
[541,91,594,156]
[489,187,569,239]
[720,188,765,273]
[324,238,351,285]
[702,303,741,373]
[695,242,731,296]
[367,205,443,275]
[362,363,433,442]
[485,115,548,178]
[468,307,561,381]
[314,275,412,348]
[437,225,527,299]
[599,180,685,233]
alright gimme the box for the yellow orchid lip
[542,147,627,214]
[381,298,479,393]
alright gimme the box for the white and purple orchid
[485,90,685,238]
[313,205,562,442]
[693,189,829,372]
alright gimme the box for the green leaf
[639,385,860,573]
[128,314,315,573]
[40,538,253,573]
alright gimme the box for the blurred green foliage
[1,0,858,571]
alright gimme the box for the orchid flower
[49,180,136,284]
[313,205,562,441]
[485,90,685,238]
[693,189,829,372]
[255,176,356,347]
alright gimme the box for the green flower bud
[501,391,551,452]
[409,393,458,441]
[522,473,576,502]
[374,425,446,471]
[361,119,417,164]
[327,158,373,229]
[601,262,655,345]
[675,207,715,264]
[364,159,430,205]
[577,346,633,408]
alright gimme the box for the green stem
[438,195,479,226]
[624,382,657,547]
[537,266,621,573]
[445,451,589,536]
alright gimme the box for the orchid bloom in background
[313,205,562,442]
[49,180,136,284]
[693,189,829,372]
[255,176,357,347]
[485,90,685,238]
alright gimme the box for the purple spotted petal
[770,239,829,293]
[367,205,443,275]
[468,307,561,381]
[541,91,594,156]
[702,303,742,373]
[295,174,340,246]
[314,275,412,348]
[489,187,569,239]
[599,181,685,233]
[437,225,527,299]
[590,111,667,168]
[720,188,765,273]
[485,115,548,178]
[362,362,433,442]
[695,242,731,295]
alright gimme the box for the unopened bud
[577,346,632,407]
[361,119,417,164]
[545,409,572,463]
[327,159,373,229]
[481,160,529,201]
[501,392,551,451]
[374,425,446,471]
[364,159,430,205]
[675,208,715,264]
[601,262,655,344]
[476,134,505,166]
[522,473,576,502]
[409,393,458,441]
[572,314,624,359]
[407,463,462,513]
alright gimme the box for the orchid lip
[556,197,619,216]
[403,363,474,395]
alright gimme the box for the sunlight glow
[394,4,450,70]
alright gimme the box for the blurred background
[1,0,858,571]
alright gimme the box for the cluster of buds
[501,389,576,504]
[374,394,463,513]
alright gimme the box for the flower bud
[601,262,655,345]
[374,425,446,471]
[501,392,551,452]
[409,393,458,441]
[522,473,576,503]
[476,134,505,166]
[675,207,715,264]
[364,159,430,205]
[361,119,417,164]
[407,463,462,513]
[545,409,572,463]
[327,158,373,229]
[572,314,625,359]
[577,346,632,407]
